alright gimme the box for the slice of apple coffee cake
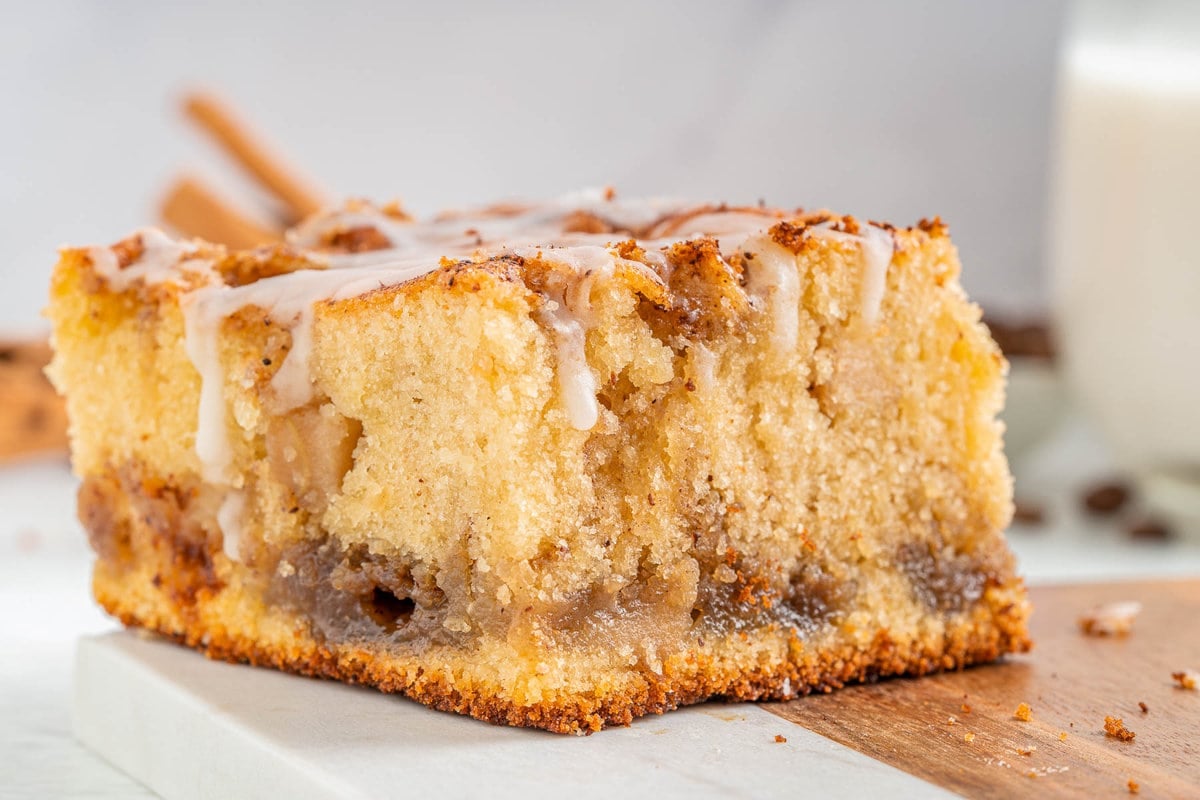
[47,190,1030,733]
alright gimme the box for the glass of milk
[1051,0,1200,537]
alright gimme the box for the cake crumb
[1014,702,1033,721]
[1172,670,1198,690]
[1016,745,1037,756]
[946,715,957,725]
[1079,601,1142,636]
[774,734,787,743]
[1138,701,1149,713]
[1058,731,1068,742]
[1104,716,1136,742]
[964,732,975,743]
[961,702,972,714]
[1128,778,1140,794]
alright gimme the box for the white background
[1,1,1065,333]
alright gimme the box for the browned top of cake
[61,189,956,484]
[76,189,947,299]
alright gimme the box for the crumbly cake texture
[47,190,1030,734]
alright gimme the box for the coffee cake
[47,190,1030,733]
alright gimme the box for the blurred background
[3,0,1200,536]
[3,0,1200,537]
[3,3,1200,795]
[1,1,1066,333]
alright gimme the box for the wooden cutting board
[769,580,1200,798]
[0,339,67,462]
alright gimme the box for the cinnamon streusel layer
[49,190,1030,733]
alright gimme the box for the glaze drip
[806,222,895,325]
[88,228,210,291]
[85,191,900,507]
[741,235,801,355]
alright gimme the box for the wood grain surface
[0,339,67,462]
[769,580,1200,798]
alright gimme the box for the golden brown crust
[65,204,944,304]
[54,196,1028,735]
[84,458,1030,735]
[95,557,1028,735]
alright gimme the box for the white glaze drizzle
[181,293,232,484]
[516,245,625,430]
[289,189,691,270]
[690,342,717,393]
[216,490,246,561]
[857,224,895,326]
[85,244,119,277]
[741,235,801,355]
[806,222,896,325]
[537,300,599,430]
[87,228,210,291]
[86,193,900,498]
[182,260,447,480]
[655,210,783,242]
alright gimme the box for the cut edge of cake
[48,192,1031,734]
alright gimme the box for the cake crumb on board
[1172,670,1197,690]
[1079,601,1142,636]
[1014,702,1033,722]
[1104,716,1136,742]
[760,580,1200,797]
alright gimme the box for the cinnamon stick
[183,91,327,222]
